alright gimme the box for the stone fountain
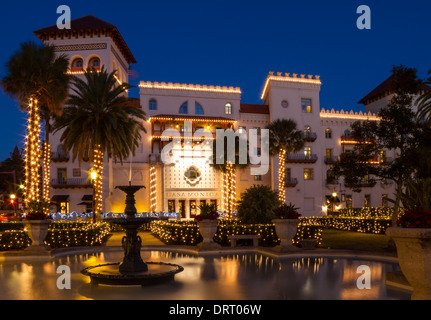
[81,182,184,286]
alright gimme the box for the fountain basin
[81,261,184,286]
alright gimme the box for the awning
[51,195,69,202]
[326,195,340,203]
[81,195,93,201]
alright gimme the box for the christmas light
[23,98,42,207]
[278,149,286,203]
[150,166,157,212]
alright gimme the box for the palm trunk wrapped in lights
[150,166,157,212]
[278,148,286,203]
[223,162,236,218]
[93,147,104,219]
[42,141,51,213]
[24,98,42,206]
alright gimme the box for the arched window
[71,58,84,71]
[304,125,311,133]
[179,102,188,114]
[149,99,157,111]
[195,102,204,115]
[225,103,232,115]
[344,129,351,137]
[88,57,101,70]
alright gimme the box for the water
[0,250,409,300]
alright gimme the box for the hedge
[306,216,392,234]
[0,221,112,250]
[335,207,404,218]
[150,219,324,247]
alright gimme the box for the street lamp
[10,194,16,217]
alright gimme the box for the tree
[331,65,424,225]
[210,133,250,218]
[236,185,281,224]
[53,67,146,219]
[266,119,304,203]
[1,42,70,210]
[417,70,431,125]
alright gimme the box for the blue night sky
[0,0,430,161]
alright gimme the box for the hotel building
[33,16,396,218]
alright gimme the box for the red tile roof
[33,15,136,64]
[239,104,269,114]
[358,74,431,105]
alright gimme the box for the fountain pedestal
[81,183,184,286]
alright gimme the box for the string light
[150,166,157,213]
[24,98,41,207]
[92,146,104,217]
[223,162,236,218]
[42,142,51,214]
[279,149,286,203]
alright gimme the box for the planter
[197,220,220,250]
[300,239,317,250]
[273,219,299,251]
[386,227,431,300]
[24,220,52,254]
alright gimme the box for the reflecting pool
[0,251,409,300]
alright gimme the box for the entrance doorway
[178,200,185,218]
[190,200,197,218]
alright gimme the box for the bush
[236,185,281,224]
[44,222,111,248]
[0,230,31,251]
[336,207,403,218]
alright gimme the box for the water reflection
[0,251,410,300]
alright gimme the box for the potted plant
[272,203,301,251]
[24,200,52,252]
[195,203,220,250]
[386,178,431,300]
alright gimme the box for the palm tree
[266,119,304,203]
[1,42,70,209]
[53,67,146,219]
[210,134,249,218]
[417,70,431,125]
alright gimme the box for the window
[326,148,333,160]
[304,147,312,159]
[285,168,292,180]
[253,127,261,135]
[254,147,261,156]
[301,98,312,113]
[88,57,101,69]
[238,126,246,134]
[325,128,332,139]
[254,175,262,181]
[179,102,188,114]
[225,103,232,115]
[346,195,353,208]
[149,99,157,111]
[73,168,81,177]
[344,129,351,137]
[195,102,204,115]
[71,58,83,70]
[57,168,67,184]
[364,195,371,208]
[304,168,314,180]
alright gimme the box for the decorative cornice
[54,43,107,52]
[261,72,322,100]
[320,108,379,121]
[139,81,241,95]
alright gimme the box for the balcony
[326,178,339,186]
[51,152,70,162]
[51,178,93,189]
[284,178,298,188]
[340,135,357,144]
[345,180,377,189]
[286,153,318,164]
[303,132,317,142]
[324,156,338,164]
